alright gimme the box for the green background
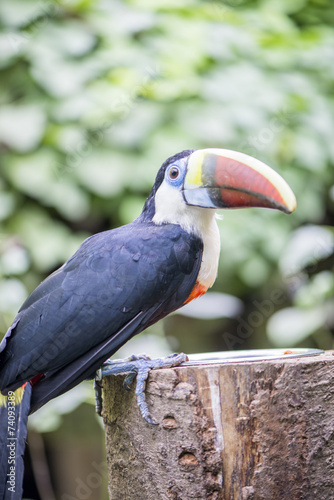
[0,0,333,498]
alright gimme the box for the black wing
[0,220,202,408]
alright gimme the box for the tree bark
[102,351,334,500]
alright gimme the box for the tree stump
[102,350,334,500]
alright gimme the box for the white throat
[153,183,221,289]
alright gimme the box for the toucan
[0,148,296,499]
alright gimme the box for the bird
[0,148,296,499]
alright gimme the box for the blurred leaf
[177,292,244,320]
[0,192,15,221]
[4,149,90,220]
[118,195,145,224]
[0,0,41,28]
[28,382,94,433]
[279,225,334,276]
[0,244,30,276]
[0,104,46,152]
[294,271,334,307]
[239,254,271,288]
[0,278,27,314]
[37,21,97,58]
[75,151,127,196]
[267,306,325,346]
[10,207,88,271]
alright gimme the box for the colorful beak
[183,148,296,214]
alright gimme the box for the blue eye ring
[168,165,180,181]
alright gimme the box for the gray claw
[95,352,188,423]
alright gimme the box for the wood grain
[103,351,334,500]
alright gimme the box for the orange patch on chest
[184,282,208,305]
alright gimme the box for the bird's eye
[168,166,180,180]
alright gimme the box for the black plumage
[0,150,202,412]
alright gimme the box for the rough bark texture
[103,351,334,500]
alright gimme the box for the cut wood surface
[103,351,334,500]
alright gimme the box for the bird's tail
[0,383,32,500]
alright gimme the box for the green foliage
[0,2,333,496]
[0,0,333,353]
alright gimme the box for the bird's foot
[95,352,188,424]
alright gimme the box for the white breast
[195,211,221,289]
